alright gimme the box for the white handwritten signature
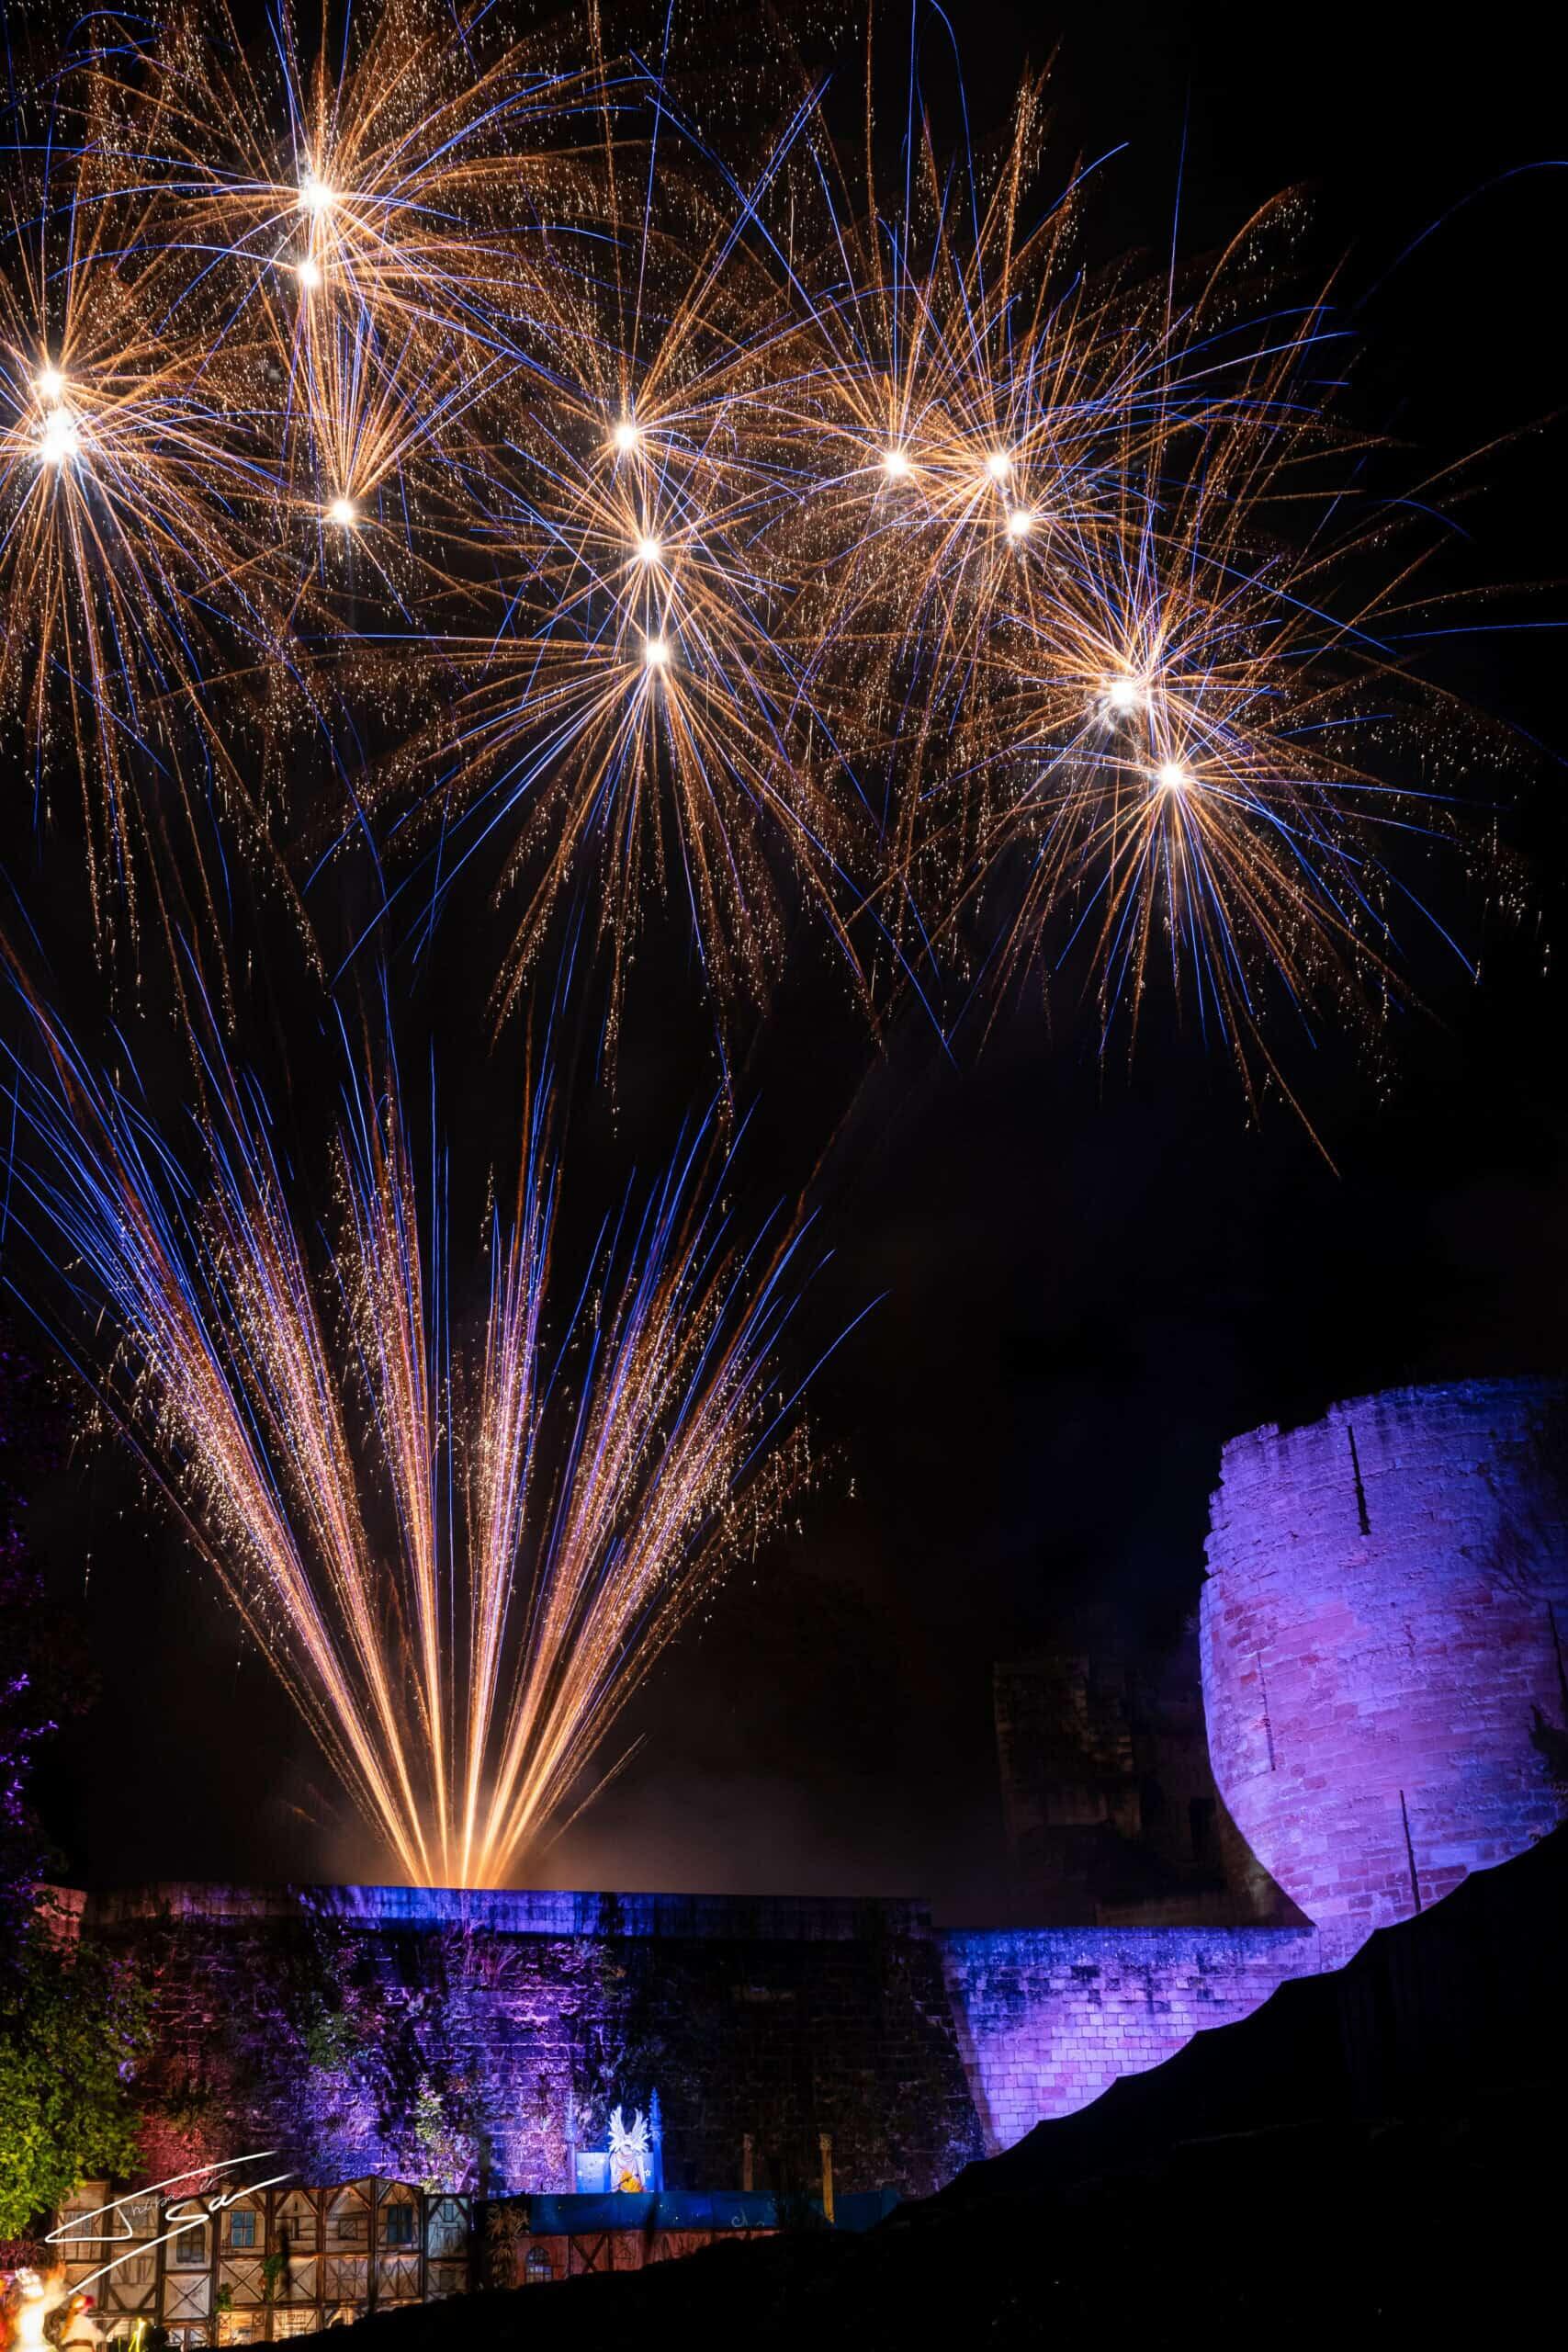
[47,2155,296,2295]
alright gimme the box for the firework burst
[85,0,611,361]
[0,1,1528,1889]
[0,162,282,936]
[0,1,1502,1077]
[396,89,877,1053]
[933,259,1477,1128]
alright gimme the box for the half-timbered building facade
[50,2180,473,2342]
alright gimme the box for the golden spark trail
[1,970,817,1888]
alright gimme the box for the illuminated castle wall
[85,1885,991,2202]
[82,1377,1568,2192]
[1201,1377,1568,1963]
[80,1883,1321,2189]
[939,1920,1316,2154]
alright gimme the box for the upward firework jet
[1,972,822,1886]
[0,0,1536,1894]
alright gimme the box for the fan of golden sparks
[1,964,827,1889]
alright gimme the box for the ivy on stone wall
[89,1887,991,2200]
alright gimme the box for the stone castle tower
[1200,1377,1568,1962]
[45,1375,1568,2204]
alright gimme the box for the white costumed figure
[607,2105,651,2193]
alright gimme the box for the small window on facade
[227,2210,258,2250]
[168,2220,209,2269]
[333,2211,367,2245]
[276,2199,317,2252]
[383,2206,415,2248]
[524,2249,553,2285]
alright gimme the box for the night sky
[10,1,1566,1919]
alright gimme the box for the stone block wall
[74,1376,1568,2197]
[79,1885,1336,2193]
[57,1382,1568,2205]
[82,1884,987,2203]
[937,1924,1320,2154]
[1201,1377,1568,1963]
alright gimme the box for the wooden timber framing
[49,2179,474,2341]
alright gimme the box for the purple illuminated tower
[1201,1378,1568,1963]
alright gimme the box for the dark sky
[11,0,1568,1917]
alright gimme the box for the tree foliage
[0,1897,152,2240]
[0,1332,151,2240]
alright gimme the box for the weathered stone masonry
[79,1376,1568,2197]
[1201,1378,1568,1964]
[940,1923,1319,2154]
[83,1884,1323,2194]
[85,1886,989,2202]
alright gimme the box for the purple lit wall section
[86,1886,989,2199]
[78,1379,1568,2191]
[91,1882,1327,2190]
[939,1925,1319,2154]
[1201,1378,1568,1965]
